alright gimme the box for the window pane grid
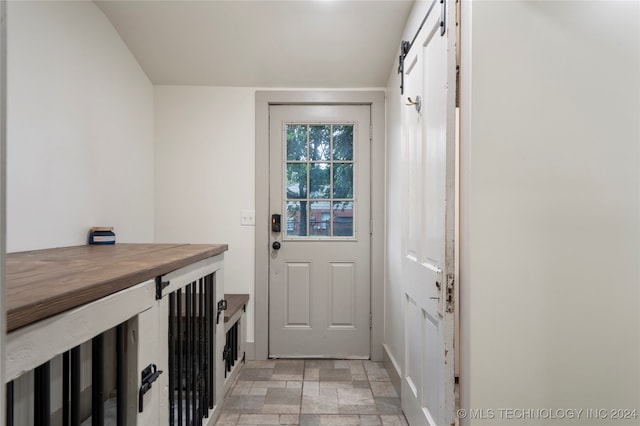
[285,123,355,238]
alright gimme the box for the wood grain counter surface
[6,243,228,332]
[224,294,250,323]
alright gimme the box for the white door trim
[0,0,6,418]
[255,90,385,361]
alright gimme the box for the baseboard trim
[382,344,402,397]
[245,341,256,360]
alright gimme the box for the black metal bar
[169,292,176,426]
[45,361,51,426]
[92,334,104,426]
[232,321,238,367]
[398,0,440,94]
[34,368,41,426]
[199,277,206,420]
[440,0,446,36]
[116,324,126,426]
[225,333,231,375]
[177,288,183,425]
[407,0,438,54]
[224,338,228,376]
[196,281,201,423]
[224,330,233,377]
[185,284,192,426]
[208,274,215,409]
[202,276,209,417]
[235,321,240,363]
[230,325,235,369]
[71,346,81,426]
[63,351,70,426]
[45,362,51,426]
[231,324,236,365]
[6,381,14,426]
[203,275,213,414]
[34,362,51,426]
[191,281,198,424]
[203,275,210,416]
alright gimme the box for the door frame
[255,91,385,361]
[0,0,7,417]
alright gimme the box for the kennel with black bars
[4,244,227,426]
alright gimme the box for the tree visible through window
[285,124,355,238]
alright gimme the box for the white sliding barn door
[400,0,457,425]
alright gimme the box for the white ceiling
[95,0,414,88]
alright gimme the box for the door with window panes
[269,105,371,358]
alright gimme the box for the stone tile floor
[216,360,408,426]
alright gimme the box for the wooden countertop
[224,294,250,323]
[6,243,228,332]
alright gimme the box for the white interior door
[401,0,456,425]
[269,104,371,358]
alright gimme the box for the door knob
[272,241,281,250]
[406,96,421,112]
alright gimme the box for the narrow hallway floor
[216,359,408,426]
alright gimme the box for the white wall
[384,54,404,376]
[154,86,256,340]
[459,1,639,424]
[0,0,6,419]
[7,1,154,252]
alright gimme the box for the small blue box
[89,227,116,245]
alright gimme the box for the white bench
[222,294,249,395]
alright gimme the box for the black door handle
[216,299,227,324]
[138,364,163,413]
[272,241,281,250]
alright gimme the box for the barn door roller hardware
[398,0,447,94]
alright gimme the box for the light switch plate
[241,209,255,226]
